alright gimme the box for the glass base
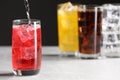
[13,69,40,76]
[79,53,100,59]
[60,51,79,57]
[104,53,120,58]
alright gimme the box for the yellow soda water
[57,2,79,53]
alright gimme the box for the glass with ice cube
[78,5,102,59]
[101,4,120,57]
[57,2,79,56]
[12,19,42,75]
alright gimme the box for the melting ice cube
[17,25,34,42]
[59,2,78,12]
[24,46,35,59]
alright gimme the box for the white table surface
[0,46,120,80]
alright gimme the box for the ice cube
[17,25,34,42]
[24,46,35,59]
[103,4,120,18]
[59,2,78,11]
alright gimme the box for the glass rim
[83,4,102,8]
[78,4,102,11]
[13,19,40,23]
[102,3,120,5]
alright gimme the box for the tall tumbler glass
[57,2,79,56]
[12,19,42,76]
[78,5,102,59]
[101,4,120,58]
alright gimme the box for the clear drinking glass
[78,5,102,59]
[12,19,42,75]
[57,2,79,56]
[101,4,120,58]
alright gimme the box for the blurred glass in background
[57,2,79,56]
[78,4,102,59]
[101,4,120,58]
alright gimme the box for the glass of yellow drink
[57,2,79,56]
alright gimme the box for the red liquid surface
[12,25,42,70]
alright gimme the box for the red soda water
[12,24,42,75]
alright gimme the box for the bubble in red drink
[12,19,42,75]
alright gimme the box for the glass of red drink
[78,5,102,59]
[12,19,42,75]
